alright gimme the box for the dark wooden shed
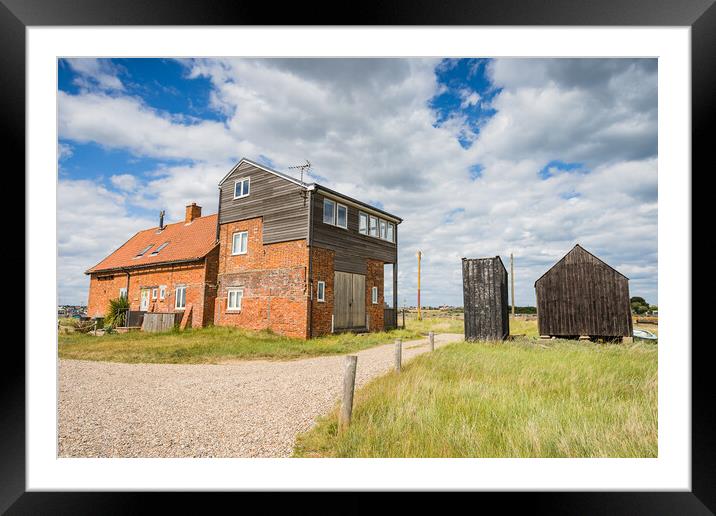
[462,256,510,341]
[534,244,633,339]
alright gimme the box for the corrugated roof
[86,214,218,274]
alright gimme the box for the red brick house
[85,203,219,328]
[214,158,401,338]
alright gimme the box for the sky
[57,57,658,307]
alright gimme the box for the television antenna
[288,160,312,205]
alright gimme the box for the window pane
[242,179,250,196]
[369,216,378,236]
[379,220,387,239]
[241,233,247,253]
[359,213,368,234]
[336,205,347,228]
[323,199,335,224]
[235,182,241,197]
[387,223,394,242]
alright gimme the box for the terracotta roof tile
[86,214,218,274]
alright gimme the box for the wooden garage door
[334,271,366,329]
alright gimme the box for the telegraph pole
[510,252,515,317]
[417,250,422,321]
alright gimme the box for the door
[140,289,150,311]
[334,272,366,329]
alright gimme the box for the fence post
[429,331,435,351]
[339,355,358,432]
[402,308,406,329]
[394,338,402,372]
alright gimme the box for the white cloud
[57,58,658,307]
[64,58,125,91]
[110,173,140,192]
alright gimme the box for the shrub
[105,296,130,328]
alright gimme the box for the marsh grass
[58,325,423,364]
[294,338,658,458]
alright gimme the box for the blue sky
[58,58,658,307]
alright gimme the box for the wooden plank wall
[462,257,509,341]
[141,312,181,333]
[219,162,309,244]
[535,246,632,337]
[311,193,397,274]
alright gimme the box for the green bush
[105,297,130,328]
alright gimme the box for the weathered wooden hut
[534,244,633,340]
[462,256,510,341]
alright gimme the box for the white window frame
[358,211,368,235]
[387,222,395,242]
[317,281,326,302]
[151,287,158,300]
[379,219,387,240]
[119,287,127,299]
[233,177,251,199]
[232,231,248,255]
[323,198,336,225]
[369,215,378,237]
[336,203,348,229]
[159,285,166,300]
[371,286,379,304]
[175,286,186,310]
[227,288,243,311]
[135,244,153,257]
[150,241,169,256]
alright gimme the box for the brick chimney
[185,202,202,223]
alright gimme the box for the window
[175,286,186,310]
[227,288,243,311]
[379,219,387,240]
[371,286,378,304]
[336,203,347,228]
[119,287,127,299]
[369,216,378,237]
[136,244,153,257]
[359,212,368,234]
[323,198,335,224]
[387,222,395,242]
[234,177,250,199]
[232,231,248,255]
[317,281,326,302]
[149,241,169,256]
[151,288,158,299]
[159,285,166,300]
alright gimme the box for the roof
[86,214,218,274]
[533,244,629,286]
[218,157,403,223]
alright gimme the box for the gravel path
[58,333,463,458]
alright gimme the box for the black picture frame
[5,0,707,512]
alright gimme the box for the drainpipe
[306,189,314,338]
[215,186,222,242]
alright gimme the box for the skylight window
[150,242,170,256]
[136,244,154,257]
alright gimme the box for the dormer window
[234,177,250,199]
[136,244,154,257]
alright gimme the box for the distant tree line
[630,297,657,315]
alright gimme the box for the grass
[294,338,658,458]
[58,325,423,364]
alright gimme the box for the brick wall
[310,247,335,337]
[214,217,310,338]
[366,259,385,332]
[87,252,219,328]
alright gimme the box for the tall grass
[58,325,423,364]
[294,339,658,458]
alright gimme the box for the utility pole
[417,250,422,321]
[510,252,515,317]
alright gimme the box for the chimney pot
[185,202,202,223]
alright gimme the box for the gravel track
[58,333,463,457]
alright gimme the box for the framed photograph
[7,0,708,512]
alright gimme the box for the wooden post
[394,338,402,372]
[429,331,435,351]
[510,253,515,317]
[402,308,405,329]
[339,355,358,432]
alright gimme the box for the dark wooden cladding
[310,193,397,273]
[534,245,633,338]
[462,257,509,341]
[219,161,309,244]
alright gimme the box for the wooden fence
[141,312,182,332]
